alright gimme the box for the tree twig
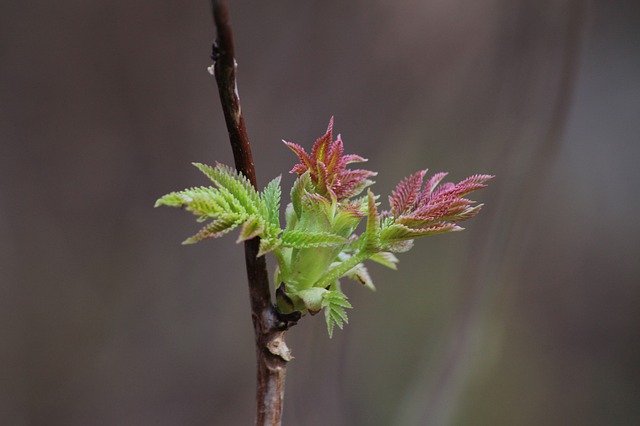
[209,1,298,424]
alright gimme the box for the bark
[209,2,299,424]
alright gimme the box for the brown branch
[209,1,298,424]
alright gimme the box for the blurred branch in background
[397,0,589,424]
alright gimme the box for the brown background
[2,1,639,425]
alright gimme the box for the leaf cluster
[156,123,491,337]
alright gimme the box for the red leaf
[389,170,427,216]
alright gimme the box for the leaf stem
[316,251,369,289]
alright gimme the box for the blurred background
[2,0,639,424]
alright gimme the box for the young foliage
[281,230,346,248]
[193,162,261,215]
[183,215,245,245]
[261,176,282,229]
[156,118,492,336]
[322,289,352,338]
[284,117,376,200]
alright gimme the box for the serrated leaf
[284,203,297,231]
[182,214,244,244]
[379,224,414,242]
[389,169,427,216]
[344,262,376,291]
[257,237,281,257]
[290,172,311,218]
[369,252,399,270]
[322,290,352,338]
[156,187,231,217]
[386,240,414,253]
[155,192,186,208]
[281,230,346,248]
[214,185,246,214]
[364,189,380,252]
[449,203,483,222]
[297,287,328,313]
[261,176,281,229]
[298,193,333,232]
[236,216,264,243]
[331,204,364,237]
[380,222,461,243]
[193,162,261,214]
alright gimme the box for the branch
[209,1,297,424]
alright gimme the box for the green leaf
[284,203,298,231]
[330,204,364,237]
[281,230,346,248]
[236,216,265,242]
[297,287,328,313]
[322,289,352,338]
[213,185,246,214]
[369,252,399,270]
[363,190,380,252]
[297,193,333,233]
[290,172,311,218]
[157,163,284,248]
[155,192,187,208]
[257,237,281,257]
[182,214,245,244]
[193,163,261,214]
[261,176,281,229]
[156,187,220,215]
[380,223,415,242]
